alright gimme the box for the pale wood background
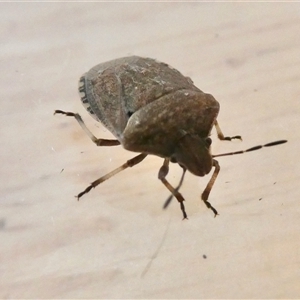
[1,2,299,299]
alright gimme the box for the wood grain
[1,2,299,298]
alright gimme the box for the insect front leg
[158,159,188,219]
[201,159,220,217]
[77,153,148,199]
[214,120,242,141]
[54,110,120,146]
[163,165,187,210]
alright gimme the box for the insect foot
[55,56,287,219]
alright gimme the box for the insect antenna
[213,140,287,158]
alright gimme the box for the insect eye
[205,137,212,147]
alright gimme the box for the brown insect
[55,56,287,219]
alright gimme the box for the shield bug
[55,56,287,219]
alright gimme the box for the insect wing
[79,56,200,139]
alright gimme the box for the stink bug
[55,56,287,219]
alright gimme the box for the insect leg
[54,110,120,146]
[201,159,220,217]
[163,166,187,210]
[158,159,188,219]
[214,120,242,141]
[77,153,147,199]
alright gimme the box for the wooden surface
[1,2,299,299]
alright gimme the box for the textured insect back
[79,56,203,136]
[122,90,219,159]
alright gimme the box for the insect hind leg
[54,110,120,146]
